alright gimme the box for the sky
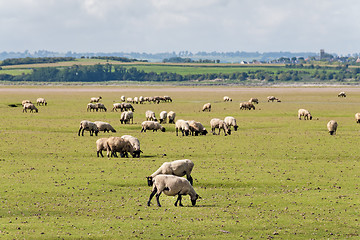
[0,0,359,55]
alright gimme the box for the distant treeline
[1,63,360,83]
[0,57,75,66]
[88,56,147,62]
[163,57,220,64]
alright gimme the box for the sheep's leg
[155,192,162,207]
[176,128,178,136]
[82,129,85,136]
[187,175,193,186]
[175,194,183,207]
[78,127,82,136]
[147,187,157,206]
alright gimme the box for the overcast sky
[0,0,359,55]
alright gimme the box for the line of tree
[0,57,76,66]
[162,57,220,63]
[88,56,147,62]
[1,63,360,82]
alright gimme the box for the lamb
[147,174,200,207]
[249,98,259,104]
[96,103,107,112]
[202,103,211,112]
[240,102,255,110]
[141,121,166,132]
[147,159,194,186]
[223,96,232,102]
[96,138,108,157]
[267,96,281,102]
[327,120,338,135]
[146,110,157,121]
[210,118,231,136]
[168,111,176,124]
[94,121,116,133]
[106,136,135,158]
[120,111,134,124]
[224,116,238,131]
[121,135,142,158]
[121,103,134,112]
[22,103,38,113]
[87,103,98,112]
[22,100,32,106]
[188,120,208,136]
[112,103,122,112]
[355,113,360,123]
[175,119,190,136]
[90,96,102,103]
[298,109,312,120]
[159,111,167,124]
[338,92,346,97]
[36,98,47,106]
[78,120,99,136]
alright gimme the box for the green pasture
[0,86,360,239]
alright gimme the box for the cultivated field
[1,86,360,239]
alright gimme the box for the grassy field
[1,86,360,239]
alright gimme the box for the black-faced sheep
[22,100,32,106]
[164,96,173,102]
[147,174,200,207]
[327,120,338,135]
[112,103,122,112]
[240,102,255,110]
[168,111,176,124]
[22,103,38,113]
[175,120,190,136]
[90,96,102,103]
[87,103,98,112]
[36,98,47,106]
[223,96,232,102]
[96,103,107,112]
[121,135,142,158]
[120,96,125,102]
[141,121,165,132]
[210,118,231,136]
[224,116,238,131]
[202,103,211,112]
[298,109,312,120]
[355,113,360,123]
[188,120,208,136]
[94,121,116,133]
[121,103,134,112]
[133,97,139,104]
[338,92,346,97]
[120,111,134,124]
[106,136,135,158]
[159,111,167,124]
[267,96,281,102]
[249,98,259,104]
[78,120,99,136]
[145,110,157,121]
[96,138,108,157]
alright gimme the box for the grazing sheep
[78,120,99,136]
[298,109,312,120]
[239,102,255,110]
[22,100,32,106]
[338,92,346,97]
[168,111,176,124]
[87,103,98,112]
[188,120,208,136]
[90,96,102,103]
[94,121,116,133]
[96,138,108,157]
[126,97,134,103]
[146,110,157,121]
[327,120,338,135]
[139,96,144,104]
[133,97,139,104]
[175,119,190,136]
[210,118,231,136]
[106,136,134,158]
[355,113,360,123]
[224,116,238,131]
[147,174,200,207]
[267,96,281,102]
[22,103,38,113]
[36,98,47,106]
[223,96,232,102]
[164,96,173,102]
[141,121,166,132]
[202,103,211,112]
[159,111,167,124]
[121,135,142,158]
[96,103,107,112]
[121,103,135,112]
[120,96,125,102]
[249,98,259,104]
[112,103,122,112]
[120,111,134,124]
[147,159,194,186]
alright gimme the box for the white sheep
[22,100,32,106]
[121,135,142,158]
[145,110,157,121]
[96,103,107,112]
[147,174,200,207]
[90,96,102,103]
[22,103,38,113]
[249,98,259,104]
[126,97,134,103]
[141,121,165,132]
[133,97,139,104]
[298,109,312,120]
[223,96,232,102]
[120,111,134,124]
[327,120,338,135]
[139,96,144,104]
[188,120,208,136]
[168,111,176,124]
[112,103,122,112]
[224,116,238,131]
[202,103,211,112]
[120,95,125,102]
[147,159,194,186]
[36,98,47,106]
[78,120,99,136]
[106,136,135,158]
[355,113,360,123]
[87,103,98,112]
[267,96,281,102]
[210,118,231,136]
[159,111,167,124]
[94,121,116,133]
[121,103,134,112]
[239,102,255,110]
[338,92,346,97]
[175,119,190,136]
[96,138,108,157]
